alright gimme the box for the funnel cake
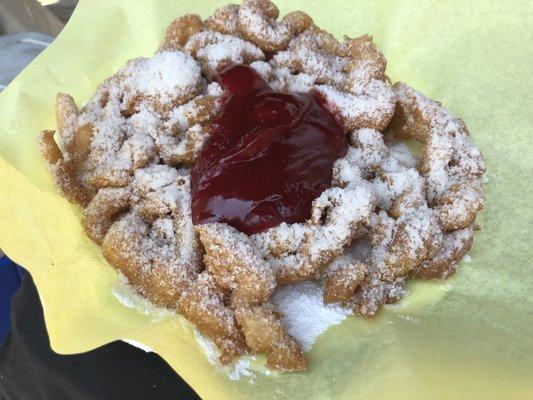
[39,0,485,372]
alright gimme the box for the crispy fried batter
[237,0,313,52]
[271,30,394,131]
[390,82,485,231]
[156,95,220,166]
[412,225,474,279]
[82,187,130,244]
[196,223,276,307]
[235,305,306,371]
[72,123,93,165]
[323,256,366,305]
[161,14,204,51]
[352,275,406,318]
[55,93,79,157]
[184,30,265,77]
[103,213,200,308]
[237,0,284,51]
[282,11,314,35]
[39,94,92,205]
[102,214,150,293]
[205,4,241,35]
[382,209,443,279]
[39,130,89,206]
[101,169,201,308]
[435,180,484,231]
[253,185,374,286]
[178,272,248,364]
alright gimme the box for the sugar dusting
[124,51,202,105]
[113,273,272,380]
[272,281,352,351]
[387,140,419,169]
[112,273,174,322]
[193,280,353,377]
[195,331,266,381]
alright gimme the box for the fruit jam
[191,64,347,235]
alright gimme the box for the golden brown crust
[323,257,366,305]
[282,11,314,36]
[102,213,200,308]
[333,119,481,317]
[39,130,89,206]
[72,123,93,165]
[39,130,62,165]
[196,223,276,307]
[237,0,313,52]
[205,4,240,35]
[102,215,149,294]
[352,276,406,318]
[178,272,248,364]
[389,82,485,231]
[183,30,265,78]
[270,28,395,131]
[412,225,474,280]
[235,305,306,371]
[383,212,442,280]
[82,187,130,244]
[435,181,484,231]
[161,14,204,51]
[55,93,79,154]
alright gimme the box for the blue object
[0,31,49,342]
[0,257,24,344]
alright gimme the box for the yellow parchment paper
[0,1,532,399]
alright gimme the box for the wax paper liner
[0,1,532,399]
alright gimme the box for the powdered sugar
[269,67,316,93]
[273,281,351,351]
[195,330,274,381]
[207,82,223,96]
[387,141,419,169]
[316,80,395,131]
[271,30,349,86]
[123,51,202,107]
[238,0,291,51]
[133,164,179,192]
[184,31,265,76]
[249,60,272,79]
